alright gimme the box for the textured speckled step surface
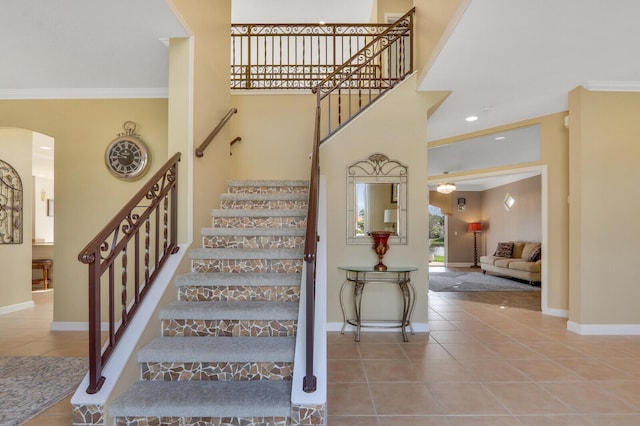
[137,336,295,362]
[190,247,303,260]
[211,208,307,218]
[175,272,302,287]
[159,301,299,320]
[201,227,306,237]
[110,380,292,418]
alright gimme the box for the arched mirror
[347,153,407,244]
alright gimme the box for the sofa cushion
[479,255,500,265]
[526,246,542,262]
[494,258,516,268]
[508,260,541,273]
[521,242,541,260]
[512,242,526,259]
[494,242,514,258]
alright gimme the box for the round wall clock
[105,121,150,180]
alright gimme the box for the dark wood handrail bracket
[78,153,181,394]
[195,108,238,158]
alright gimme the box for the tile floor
[4,283,640,425]
[328,289,640,425]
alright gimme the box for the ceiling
[4,1,640,189]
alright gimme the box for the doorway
[428,205,445,266]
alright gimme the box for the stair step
[110,380,291,419]
[160,301,299,321]
[211,208,307,229]
[190,247,303,260]
[190,248,303,274]
[228,179,308,194]
[138,336,295,363]
[202,228,305,250]
[176,272,302,287]
[220,195,308,210]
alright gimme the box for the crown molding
[584,81,640,92]
[0,88,168,100]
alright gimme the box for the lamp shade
[384,209,397,223]
[467,222,482,232]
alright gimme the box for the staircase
[110,180,309,425]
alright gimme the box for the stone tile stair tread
[228,179,308,188]
[190,247,303,260]
[110,380,291,418]
[138,336,295,362]
[201,227,305,237]
[220,192,308,202]
[176,272,302,287]
[160,301,299,320]
[211,208,307,217]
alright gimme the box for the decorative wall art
[0,159,23,244]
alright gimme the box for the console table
[338,266,417,342]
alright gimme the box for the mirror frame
[347,153,408,244]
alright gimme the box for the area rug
[0,356,87,425]
[429,271,541,292]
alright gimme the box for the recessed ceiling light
[318,20,326,25]
[465,115,478,122]
[494,136,505,140]
[39,146,52,150]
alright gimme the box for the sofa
[479,241,541,285]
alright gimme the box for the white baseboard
[567,321,640,335]
[542,307,569,318]
[0,300,34,315]
[327,321,430,333]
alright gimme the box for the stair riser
[203,235,305,249]
[229,185,308,195]
[141,361,293,381]
[192,259,303,274]
[179,286,300,302]
[213,216,306,229]
[115,416,288,426]
[162,319,297,337]
[221,200,308,210]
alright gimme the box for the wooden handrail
[302,106,321,393]
[302,9,415,393]
[78,153,181,394]
[195,108,238,158]
[312,8,414,142]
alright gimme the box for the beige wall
[229,94,315,180]
[428,112,569,312]
[480,176,542,254]
[321,74,431,325]
[376,0,412,22]
[0,100,169,321]
[170,0,233,242]
[0,128,33,310]
[568,88,640,326]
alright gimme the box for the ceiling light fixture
[494,136,505,141]
[436,183,456,194]
[465,115,478,122]
[39,146,52,150]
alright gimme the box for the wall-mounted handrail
[195,108,238,158]
[78,152,181,394]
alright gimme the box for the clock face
[105,136,149,180]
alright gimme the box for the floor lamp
[468,222,482,268]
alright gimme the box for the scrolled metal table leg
[398,281,411,342]
[353,281,364,342]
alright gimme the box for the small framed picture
[390,184,398,203]
[457,197,465,211]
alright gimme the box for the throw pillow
[494,242,514,258]
[526,246,542,262]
